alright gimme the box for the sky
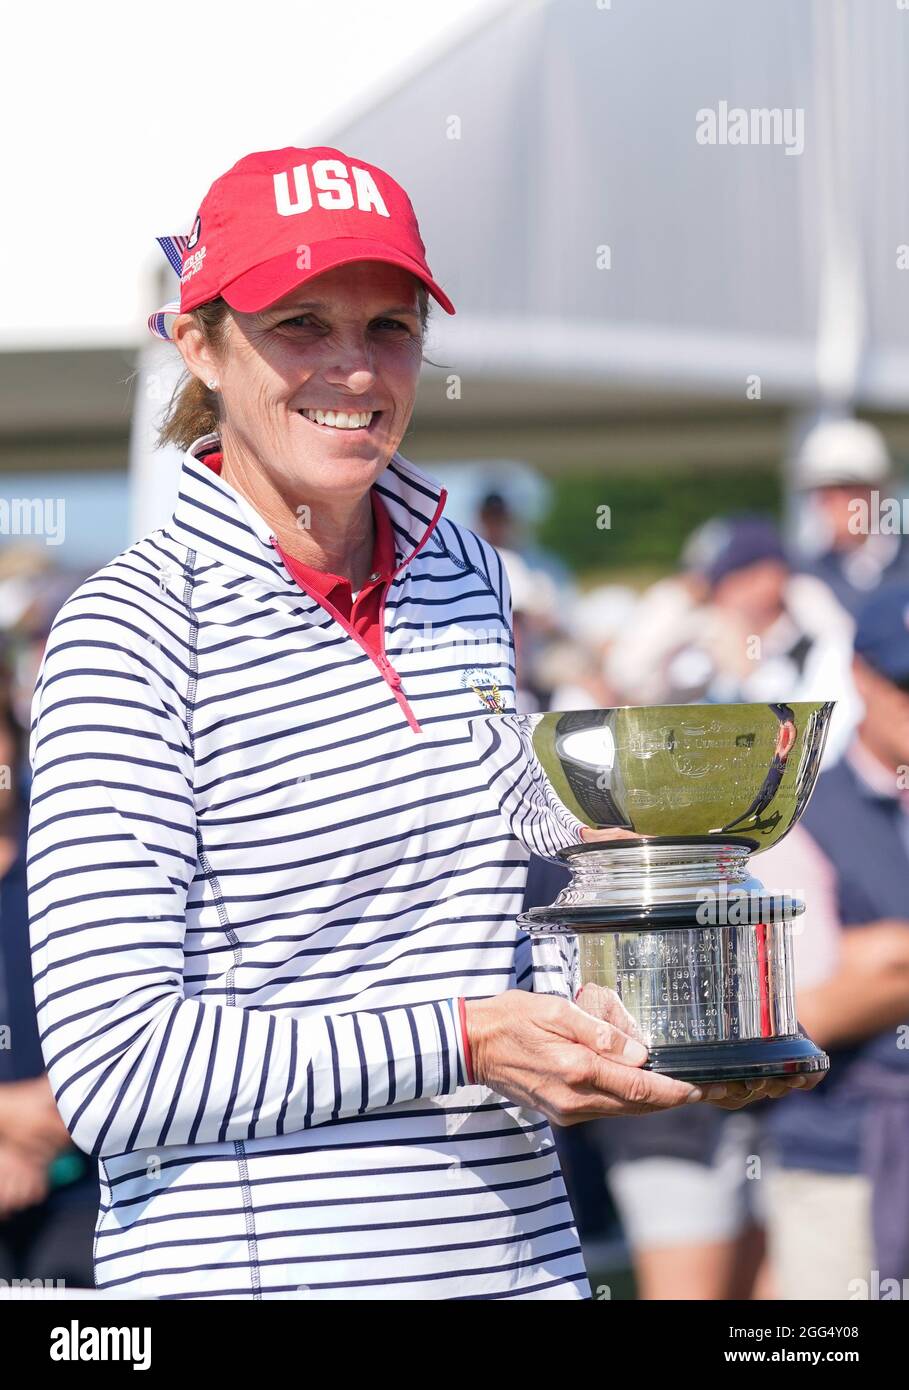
[1,0,500,349]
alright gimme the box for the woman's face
[713,559,788,623]
[177,260,425,505]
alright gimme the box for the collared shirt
[199,449,397,658]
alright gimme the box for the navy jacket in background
[765,757,909,1175]
[0,818,45,1082]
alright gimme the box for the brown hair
[156,284,432,453]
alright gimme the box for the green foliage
[536,466,781,578]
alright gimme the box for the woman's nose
[321,334,379,385]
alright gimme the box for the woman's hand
[0,1140,48,1219]
[575,982,825,1109]
[464,989,705,1124]
[700,1072,823,1108]
[0,1077,72,1163]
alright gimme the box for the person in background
[543,586,637,711]
[598,1104,773,1300]
[0,681,98,1287]
[654,514,850,706]
[497,547,562,712]
[793,418,909,620]
[757,583,909,1298]
[608,513,853,710]
[605,525,713,706]
[476,491,515,552]
[476,489,576,604]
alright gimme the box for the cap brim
[795,474,888,491]
[219,238,456,317]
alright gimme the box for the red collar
[199,449,396,596]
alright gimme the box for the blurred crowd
[0,415,908,1296]
[492,420,909,757]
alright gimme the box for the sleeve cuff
[456,997,476,1085]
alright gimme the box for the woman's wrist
[458,997,476,1084]
[461,996,499,1088]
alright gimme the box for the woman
[26,145,808,1301]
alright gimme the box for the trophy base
[645,1035,830,1085]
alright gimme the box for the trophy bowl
[469,701,835,1084]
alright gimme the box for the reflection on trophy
[470,702,835,1084]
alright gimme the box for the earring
[206,379,219,391]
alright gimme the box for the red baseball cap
[148,145,455,340]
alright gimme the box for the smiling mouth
[297,407,383,433]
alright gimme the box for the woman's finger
[553,996,650,1065]
[574,983,647,1045]
[703,1075,819,1106]
[583,1054,702,1111]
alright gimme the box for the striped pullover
[27,433,589,1300]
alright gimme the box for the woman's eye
[277,316,411,332]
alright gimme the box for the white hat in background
[794,419,892,490]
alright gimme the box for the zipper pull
[378,654,402,689]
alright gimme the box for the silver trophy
[470,702,834,1084]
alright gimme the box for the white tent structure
[323,0,909,405]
